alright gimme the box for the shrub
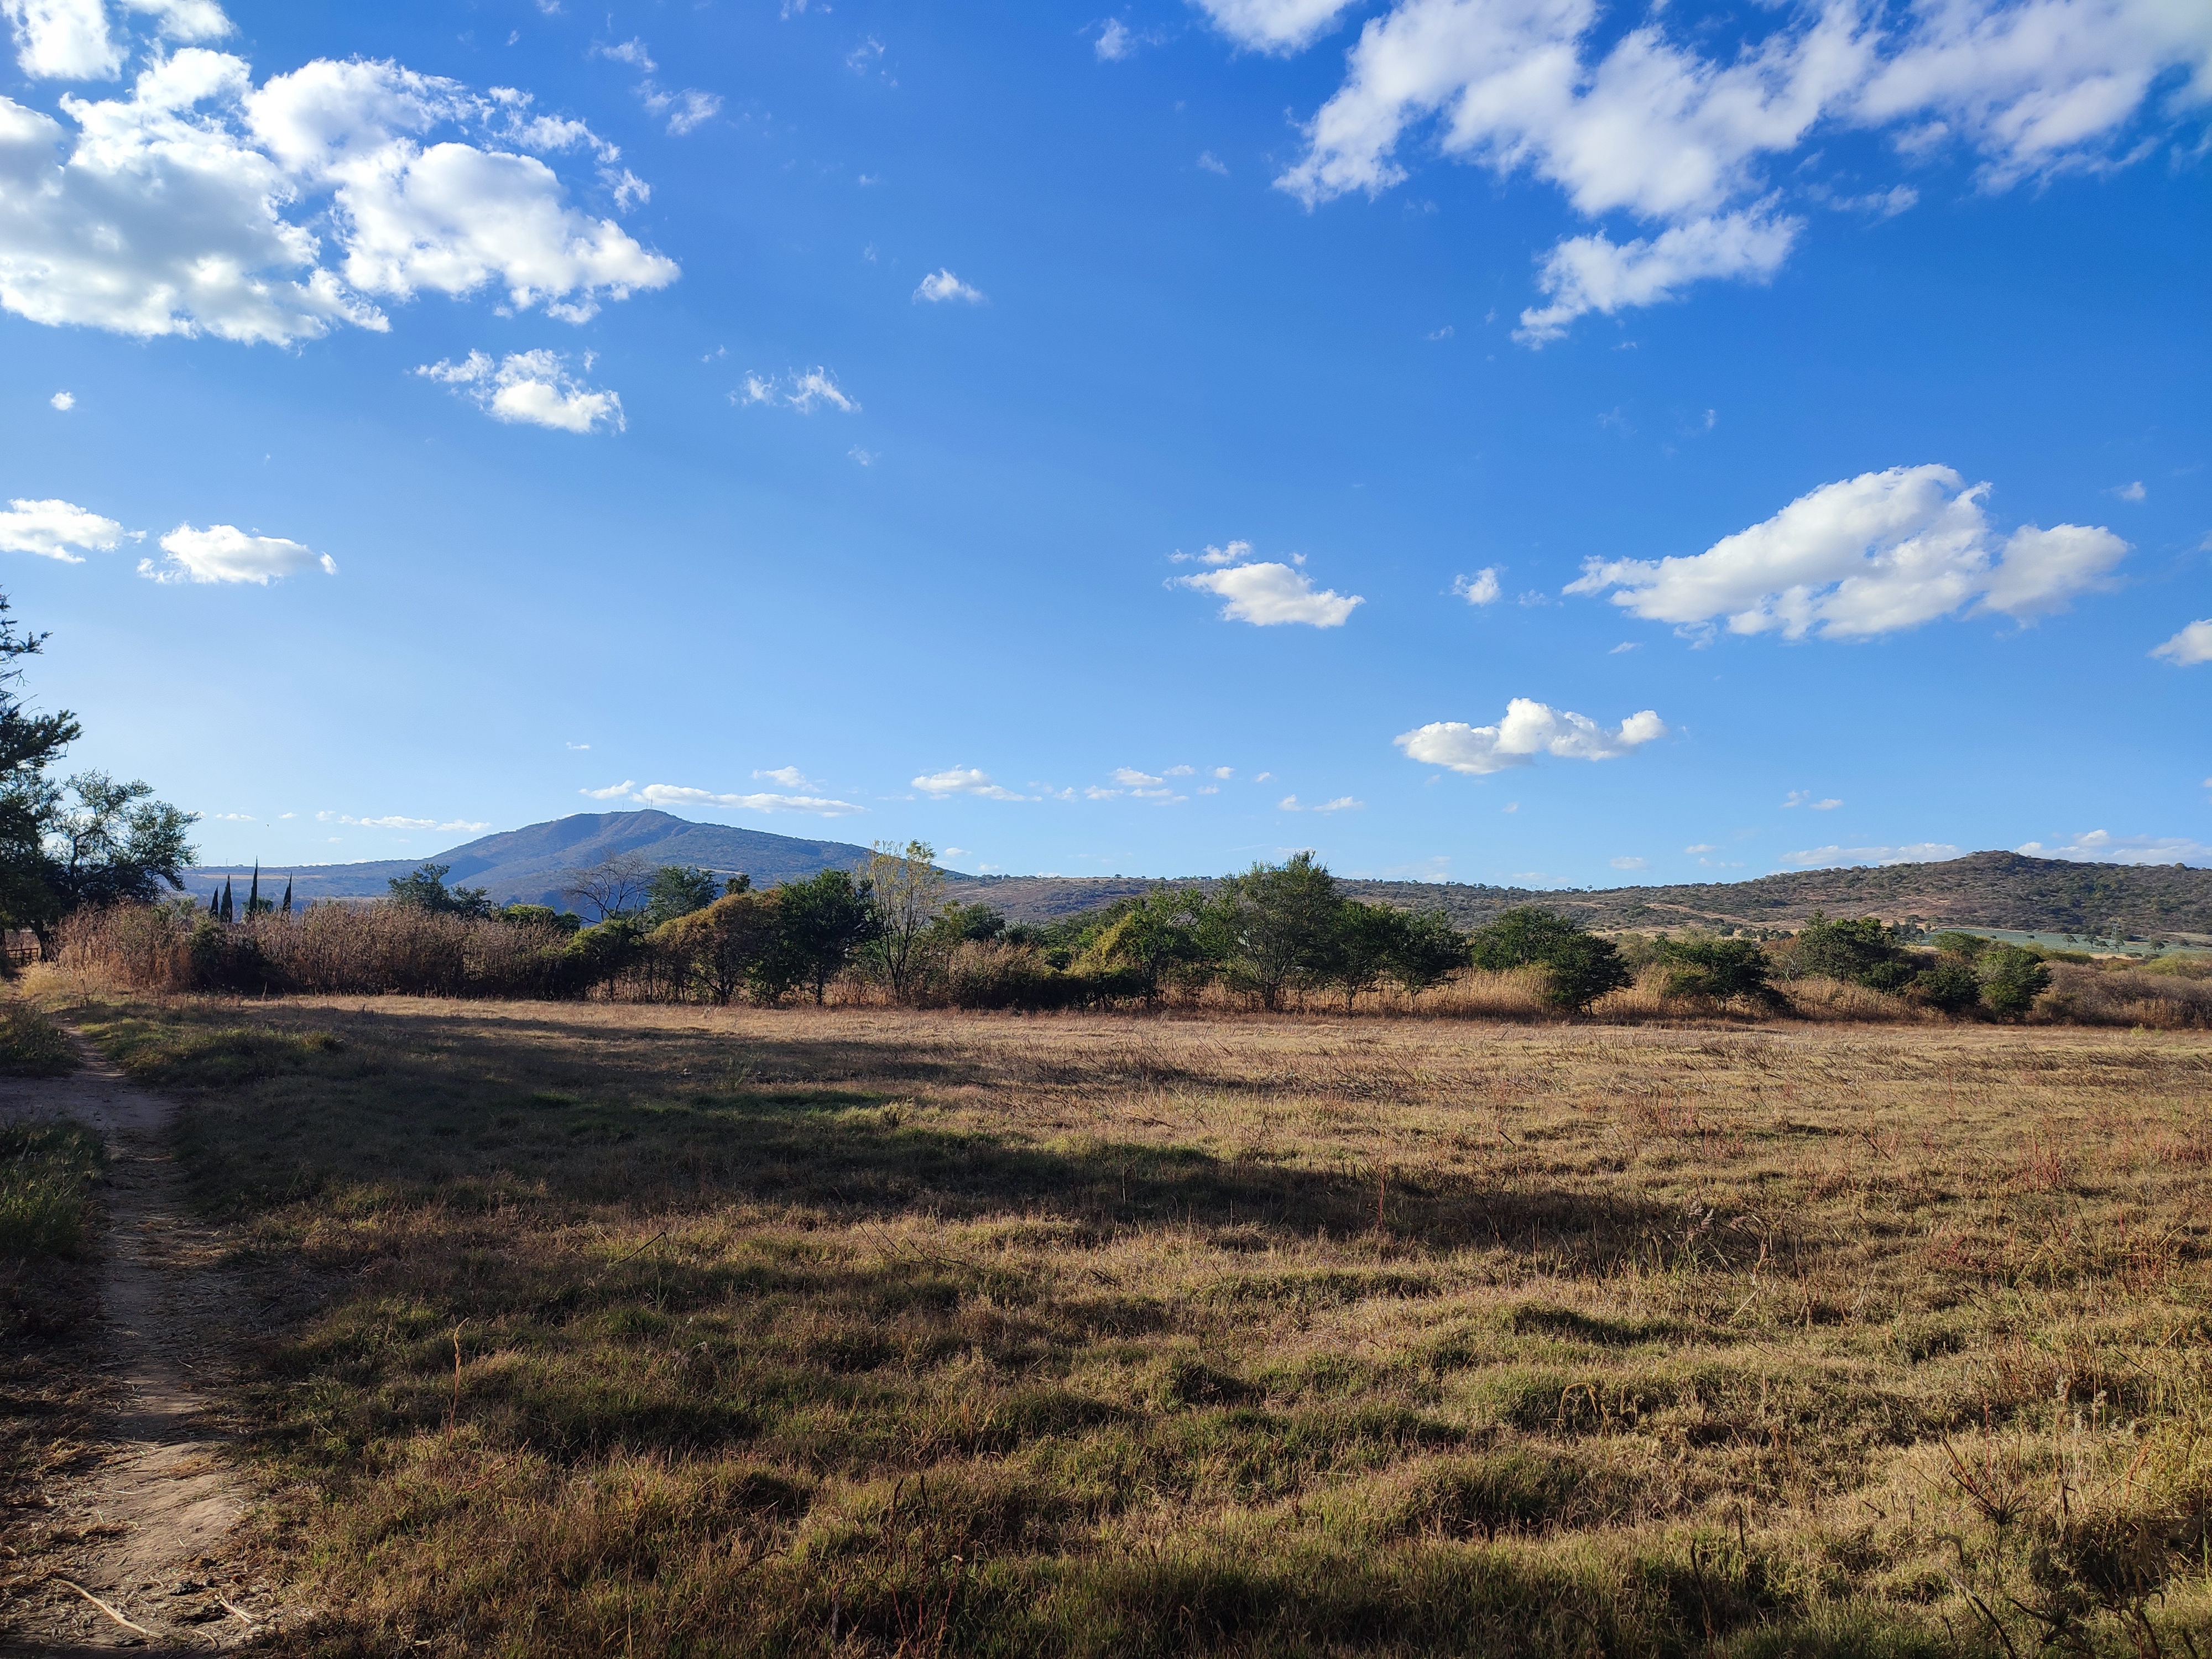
[1653,935,1778,1006]
[1977,943,2052,1020]
[1916,958,1984,1015]
[1468,908,1629,1013]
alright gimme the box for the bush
[1916,958,1984,1015]
[1977,943,2052,1020]
[1654,935,1778,1006]
[1467,909,1628,1013]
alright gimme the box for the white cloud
[1197,149,1229,174]
[1684,842,1715,853]
[1610,855,1648,869]
[1452,566,1500,604]
[2114,480,2146,501]
[417,348,623,433]
[912,767,1030,801]
[48,389,71,409]
[1165,764,1196,776]
[321,811,491,832]
[913,268,987,304]
[1780,842,1961,868]
[1567,466,2127,639]
[580,780,636,799]
[635,782,864,816]
[0,50,673,346]
[849,447,878,466]
[0,495,122,561]
[1782,790,1843,810]
[2015,830,2211,865]
[140,522,333,583]
[1177,558,1364,627]
[591,38,655,71]
[754,766,823,790]
[1095,18,1134,60]
[640,83,720,135]
[736,367,859,413]
[4,0,231,81]
[1237,0,2212,339]
[1112,767,1164,787]
[2151,619,2212,666]
[1395,698,1666,775]
[1516,209,1799,343]
[1192,0,1361,53]
[1314,795,1363,812]
[1213,765,1234,778]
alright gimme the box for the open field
[11,989,2212,1656]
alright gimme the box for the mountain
[941,852,2212,942]
[189,815,2212,943]
[187,811,875,909]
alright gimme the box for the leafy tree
[654,890,778,1005]
[935,901,1007,943]
[1917,958,1984,1015]
[562,852,656,922]
[1078,886,1213,1005]
[32,772,197,917]
[1542,932,1633,1012]
[1387,910,1470,998]
[1793,913,1904,984]
[1656,934,1780,1005]
[387,862,494,919]
[862,841,946,1003]
[1321,901,1408,1013]
[1931,931,1991,960]
[758,868,878,1004]
[1467,906,1628,1012]
[1976,944,2051,1020]
[1466,906,1589,971]
[500,903,581,935]
[1211,852,1340,1010]
[643,864,720,927]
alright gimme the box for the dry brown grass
[32,985,2212,1656]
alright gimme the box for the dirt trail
[2,1043,285,1654]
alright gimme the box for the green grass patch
[0,999,77,1077]
[0,1119,103,1260]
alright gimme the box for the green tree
[653,890,778,1005]
[1211,852,1340,1010]
[1466,906,1588,971]
[32,772,198,919]
[757,868,878,1004]
[1542,932,1633,1012]
[862,841,945,1004]
[1386,910,1470,999]
[1917,958,1983,1015]
[1078,886,1213,1006]
[1321,901,1410,1013]
[1656,934,1779,1005]
[499,903,581,935]
[1793,913,1903,984]
[1976,945,2051,1020]
[387,862,493,918]
[643,864,720,927]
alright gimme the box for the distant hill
[190,816,2212,943]
[943,851,2212,942]
[187,811,875,910]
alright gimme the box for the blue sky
[2,0,2206,886]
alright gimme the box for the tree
[1386,910,1469,999]
[1467,906,1589,971]
[32,772,198,919]
[1656,934,1780,1005]
[562,852,656,922]
[1078,886,1213,1006]
[388,862,494,918]
[653,890,778,1005]
[1211,852,1340,1010]
[1976,945,2051,1020]
[1542,932,1632,1012]
[1918,958,1983,1015]
[1793,913,1904,984]
[862,841,946,1004]
[643,864,720,927]
[759,868,877,1004]
[1321,901,1409,1013]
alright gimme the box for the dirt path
[1,1044,286,1654]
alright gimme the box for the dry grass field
[22,989,2212,1656]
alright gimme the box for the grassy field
[35,990,2212,1656]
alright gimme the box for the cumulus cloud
[2015,829,2211,865]
[1780,842,1961,867]
[580,780,635,799]
[0,48,674,346]
[1452,566,1501,604]
[640,83,720,135]
[417,349,623,432]
[0,495,122,561]
[140,523,333,583]
[913,768,1030,801]
[754,766,823,790]
[1191,0,1361,53]
[634,782,863,816]
[1610,855,1649,869]
[1280,794,1363,811]
[913,268,987,303]
[4,0,231,81]
[48,389,71,409]
[1226,0,2212,339]
[1395,698,1666,775]
[2151,620,2212,666]
[1567,466,2127,640]
[1783,790,1843,809]
[1176,556,1364,627]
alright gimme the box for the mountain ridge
[186,812,2212,940]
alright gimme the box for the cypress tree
[220,877,233,924]
[247,862,260,916]
[280,878,293,916]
